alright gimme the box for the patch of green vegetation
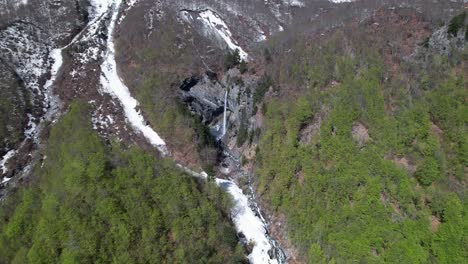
[253,75,273,114]
[420,37,430,48]
[239,60,248,74]
[224,49,241,71]
[263,48,272,63]
[0,101,246,263]
[448,12,466,37]
[134,72,219,170]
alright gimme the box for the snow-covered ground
[88,0,114,20]
[198,10,249,60]
[180,9,249,61]
[1,150,16,184]
[0,22,49,95]
[0,1,117,186]
[216,178,281,264]
[0,150,16,175]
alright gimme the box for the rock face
[180,73,226,125]
[179,68,256,143]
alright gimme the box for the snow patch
[283,0,304,7]
[91,105,115,130]
[197,9,249,60]
[216,178,280,264]
[174,167,284,263]
[118,0,143,24]
[0,150,16,175]
[24,114,38,139]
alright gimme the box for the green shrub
[253,75,273,106]
[448,12,466,37]
[263,48,272,63]
[239,60,248,74]
[415,157,441,186]
[224,49,241,70]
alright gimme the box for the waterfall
[222,89,228,137]
[100,3,286,263]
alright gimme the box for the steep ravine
[100,1,287,263]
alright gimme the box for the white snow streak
[44,49,63,93]
[100,0,167,152]
[216,178,280,264]
[198,10,249,61]
[1,150,16,185]
[0,150,16,175]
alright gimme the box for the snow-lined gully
[3,0,286,263]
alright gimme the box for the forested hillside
[0,1,466,263]
[254,11,467,263]
[0,102,246,263]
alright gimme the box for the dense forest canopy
[0,102,246,263]
[0,1,466,264]
[254,12,467,263]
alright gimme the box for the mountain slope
[0,101,246,263]
[253,8,467,263]
[0,0,466,263]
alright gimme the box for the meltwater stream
[97,1,287,263]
